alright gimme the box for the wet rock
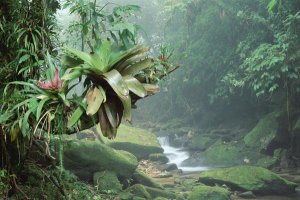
[149,153,169,164]
[198,166,297,195]
[187,134,216,151]
[188,185,231,200]
[238,191,256,199]
[159,163,178,171]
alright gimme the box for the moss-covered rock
[198,166,297,195]
[63,139,138,182]
[244,112,279,151]
[93,171,122,193]
[132,170,163,189]
[103,125,163,160]
[188,134,216,151]
[188,185,231,200]
[148,153,169,163]
[201,140,244,166]
[126,184,176,199]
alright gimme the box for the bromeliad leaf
[124,76,147,97]
[86,86,106,116]
[102,69,129,97]
[121,58,153,76]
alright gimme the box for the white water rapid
[158,136,209,172]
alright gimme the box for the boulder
[244,112,283,153]
[132,170,163,189]
[93,171,122,193]
[188,185,231,200]
[63,139,138,182]
[198,166,297,195]
[187,134,216,151]
[148,153,169,164]
[200,140,246,166]
[104,125,163,160]
[126,184,176,199]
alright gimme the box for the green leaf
[67,106,84,128]
[18,54,31,64]
[103,69,129,97]
[62,55,83,68]
[36,98,49,120]
[0,112,14,123]
[62,69,82,81]
[121,58,153,76]
[124,76,147,97]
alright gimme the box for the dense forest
[1,0,300,199]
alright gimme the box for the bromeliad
[36,68,64,91]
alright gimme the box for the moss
[189,135,215,151]
[148,153,169,163]
[145,186,176,199]
[93,171,122,194]
[132,170,163,189]
[64,139,138,181]
[126,184,176,199]
[188,185,231,200]
[103,124,163,160]
[198,166,297,195]
[244,112,279,150]
[202,140,244,166]
[126,184,151,199]
[256,156,277,169]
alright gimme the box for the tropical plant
[62,40,175,138]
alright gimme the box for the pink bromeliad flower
[36,68,64,91]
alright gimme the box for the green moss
[244,112,278,150]
[256,156,277,169]
[64,139,138,181]
[198,166,297,195]
[103,124,163,159]
[133,170,163,189]
[93,171,122,194]
[148,153,169,163]
[126,184,151,199]
[188,185,231,200]
[202,140,244,166]
[126,184,176,199]
[189,135,215,150]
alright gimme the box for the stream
[158,136,209,172]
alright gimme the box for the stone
[63,139,138,182]
[198,166,297,195]
[188,185,231,200]
[244,112,282,153]
[93,171,122,193]
[159,163,178,171]
[103,124,163,160]
[132,170,164,189]
[238,191,256,199]
[149,153,169,164]
[126,184,176,199]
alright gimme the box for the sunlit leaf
[67,106,85,128]
[124,76,147,97]
[86,86,105,116]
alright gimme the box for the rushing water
[158,136,209,172]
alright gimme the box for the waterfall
[158,136,209,172]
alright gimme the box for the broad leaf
[86,86,105,116]
[67,106,85,128]
[124,76,147,97]
[121,58,153,76]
